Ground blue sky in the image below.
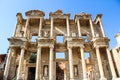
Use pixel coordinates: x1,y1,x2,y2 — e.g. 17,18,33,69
0,0,120,54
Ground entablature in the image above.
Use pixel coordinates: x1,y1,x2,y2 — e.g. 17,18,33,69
92,37,110,48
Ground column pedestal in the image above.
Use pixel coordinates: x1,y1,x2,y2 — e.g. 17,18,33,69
99,77,107,80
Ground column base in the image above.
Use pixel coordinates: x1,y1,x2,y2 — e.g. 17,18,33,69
112,78,120,80
99,77,107,80
83,78,88,80
70,78,74,80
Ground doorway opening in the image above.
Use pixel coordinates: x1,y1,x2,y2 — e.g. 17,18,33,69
27,67,36,80
56,62,64,80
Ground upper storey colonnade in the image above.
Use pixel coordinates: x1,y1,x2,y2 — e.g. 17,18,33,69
14,10,106,42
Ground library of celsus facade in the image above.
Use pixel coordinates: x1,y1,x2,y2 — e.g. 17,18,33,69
3,10,120,80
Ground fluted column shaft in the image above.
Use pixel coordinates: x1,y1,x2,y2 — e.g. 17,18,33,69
68,47,74,80
77,19,81,37
49,46,54,80
89,18,95,38
3,48,12,80
50,17,53,37
98,18,106,37
24,18,30,37
106,47,117,78
17,47,25,80
80,47,87,80
38,18,43,37
96,47,106,80
35,46,42,80
66,17,70,37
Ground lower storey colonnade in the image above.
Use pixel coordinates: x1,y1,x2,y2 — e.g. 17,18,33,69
4,45,118,80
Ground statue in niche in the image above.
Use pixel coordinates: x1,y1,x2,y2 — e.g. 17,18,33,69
44,65,48,76
74,66,78,76
44,31,49,37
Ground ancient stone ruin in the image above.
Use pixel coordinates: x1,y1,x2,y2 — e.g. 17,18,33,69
3,10,120,80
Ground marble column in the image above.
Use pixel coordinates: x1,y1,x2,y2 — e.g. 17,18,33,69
8,48,16,79
95,47,106,80
38,18,43,37
66,17,70,37
49,46,54,80
3,48,12,80
13,20,18,37
106,47,117,79
17,47,25,80
64,70,67,80
89,18,95,38
24,17,30,37
35,46,42,80
50,17,53,37
80,47,87,80
98,18,106,37
77,18,81,37
24,52,30,80
68,47,74,80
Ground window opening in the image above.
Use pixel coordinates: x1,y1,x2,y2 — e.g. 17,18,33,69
85,52,90,59
31,36,38,42
56,36,64,43
82,34,88,42
56,52,65,59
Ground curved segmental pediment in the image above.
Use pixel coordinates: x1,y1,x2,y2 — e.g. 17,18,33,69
25,10,45,17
